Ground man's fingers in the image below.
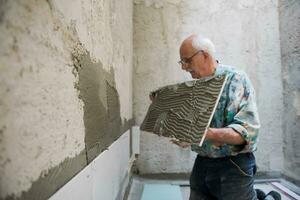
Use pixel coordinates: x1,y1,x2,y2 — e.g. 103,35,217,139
170,139,190,148
170,140,180,146
149,92,156,101
212,141,224,147
149,94,154,101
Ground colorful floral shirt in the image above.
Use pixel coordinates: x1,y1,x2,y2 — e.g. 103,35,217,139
191,64,260,158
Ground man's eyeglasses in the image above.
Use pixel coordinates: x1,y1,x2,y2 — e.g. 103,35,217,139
178,50,204,66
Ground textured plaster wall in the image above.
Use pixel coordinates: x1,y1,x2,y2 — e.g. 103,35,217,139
278,0,300,184
133,0,284,174
0,0,133,199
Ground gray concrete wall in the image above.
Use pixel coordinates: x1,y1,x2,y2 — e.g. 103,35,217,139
278,0,300,185
133,0,284,174
0,0,133,199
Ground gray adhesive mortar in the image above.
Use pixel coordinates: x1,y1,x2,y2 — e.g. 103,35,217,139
72,51,134,163
2,151,87,200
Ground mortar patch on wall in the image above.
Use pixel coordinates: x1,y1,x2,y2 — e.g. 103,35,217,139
72,51,134,163
2,150,87,200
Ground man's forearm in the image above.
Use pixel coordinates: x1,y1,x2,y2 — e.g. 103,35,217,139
206,128,246,145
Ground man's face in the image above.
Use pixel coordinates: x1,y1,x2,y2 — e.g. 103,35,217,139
179,43,207,78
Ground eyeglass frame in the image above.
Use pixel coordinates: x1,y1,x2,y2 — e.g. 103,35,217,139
178,50,204,66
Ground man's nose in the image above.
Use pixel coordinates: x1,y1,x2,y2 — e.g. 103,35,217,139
181,63,188,71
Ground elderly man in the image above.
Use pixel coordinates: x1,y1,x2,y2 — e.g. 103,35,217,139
174,35,281,200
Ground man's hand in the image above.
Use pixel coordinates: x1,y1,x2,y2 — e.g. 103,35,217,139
149,92,156,102
170,138,191,148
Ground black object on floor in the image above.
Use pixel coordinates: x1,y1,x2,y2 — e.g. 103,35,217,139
256,189,266,200
266,191,281,200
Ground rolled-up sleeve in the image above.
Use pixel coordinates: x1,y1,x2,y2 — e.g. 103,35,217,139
225,73,260,152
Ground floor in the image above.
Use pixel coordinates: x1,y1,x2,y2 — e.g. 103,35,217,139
127,175,300,200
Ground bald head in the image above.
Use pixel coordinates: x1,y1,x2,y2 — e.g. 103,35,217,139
179,35,196,56
180,34,216,58
178,34,217,78
180,35,196,47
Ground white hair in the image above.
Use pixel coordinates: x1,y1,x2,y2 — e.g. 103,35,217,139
191,35,216,58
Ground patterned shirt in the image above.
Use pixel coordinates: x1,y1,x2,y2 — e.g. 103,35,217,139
191,64,260,158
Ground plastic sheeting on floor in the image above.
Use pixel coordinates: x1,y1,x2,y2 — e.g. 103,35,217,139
141,184,182,200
